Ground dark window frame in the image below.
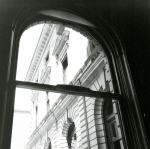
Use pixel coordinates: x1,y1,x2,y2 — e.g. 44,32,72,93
2,8,147,149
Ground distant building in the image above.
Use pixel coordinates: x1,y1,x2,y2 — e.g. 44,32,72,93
25,23,125,149
11,109,30,149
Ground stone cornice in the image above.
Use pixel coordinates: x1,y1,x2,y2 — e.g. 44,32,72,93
71,46,104,86
52,30,70,58
59,43,69,62
31,91,39,102
25,24,53,82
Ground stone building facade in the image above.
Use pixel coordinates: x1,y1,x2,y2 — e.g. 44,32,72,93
11,109,30,149
24,23,124,149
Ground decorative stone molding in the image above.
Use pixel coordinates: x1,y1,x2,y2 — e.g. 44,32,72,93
52,30,70,59
59,43,69,62
73,52,105,87
31,91,39,102
39,66,51,84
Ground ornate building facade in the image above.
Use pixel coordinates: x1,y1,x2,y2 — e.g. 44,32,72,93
24,23,125,149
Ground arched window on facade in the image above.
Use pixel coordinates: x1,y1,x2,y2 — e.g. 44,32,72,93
48,141,52,149
44,137,52,149
67,122,77,149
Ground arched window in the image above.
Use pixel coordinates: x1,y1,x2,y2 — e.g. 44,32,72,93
67,122,77,149
48,142,52,149
44,137,52,149
6,8,147,149
11,20,125,149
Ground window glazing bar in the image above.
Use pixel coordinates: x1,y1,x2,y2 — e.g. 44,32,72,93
15,81,120,100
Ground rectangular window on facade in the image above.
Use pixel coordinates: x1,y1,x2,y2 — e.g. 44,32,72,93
62,54,68,71
45,53,49,63
62,54,68,84
46,92,50,113
11,22,125,149
35,106,38,127
47,100,50,113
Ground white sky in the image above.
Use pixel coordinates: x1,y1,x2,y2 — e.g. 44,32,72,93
15,24,44,111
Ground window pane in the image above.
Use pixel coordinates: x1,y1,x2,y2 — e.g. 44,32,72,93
11,88,86,149
16,23,105,89
11,88,31,149
13,23,117,149
11,88,62,148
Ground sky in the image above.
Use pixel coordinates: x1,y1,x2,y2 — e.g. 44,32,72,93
14,24,44,111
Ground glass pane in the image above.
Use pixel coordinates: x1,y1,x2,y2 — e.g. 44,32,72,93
13,23,116,149
16,23,106,91
11,88,62,149
114,141,121,149
12,88,104,149
11,88,31,149
111,121,118,138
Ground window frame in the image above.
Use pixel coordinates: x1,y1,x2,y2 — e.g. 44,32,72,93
2,8,147,149
8,20,123,149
